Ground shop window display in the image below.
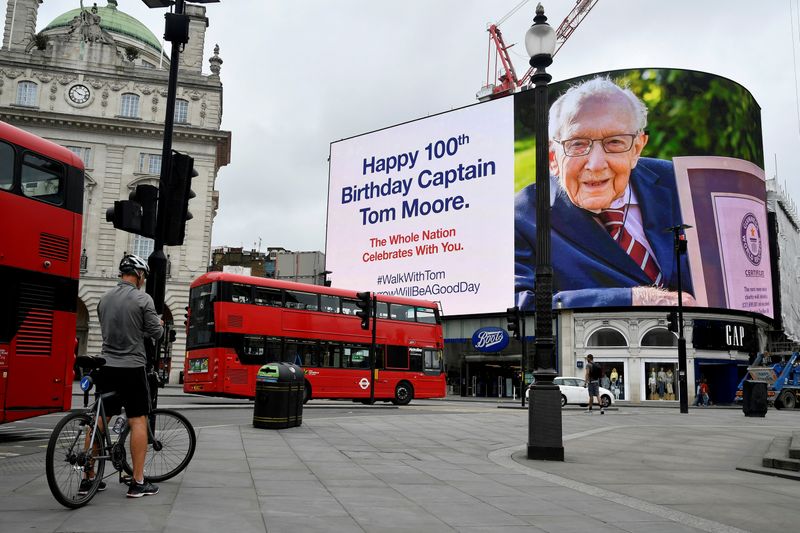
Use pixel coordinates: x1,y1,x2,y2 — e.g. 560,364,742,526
594,361,625,400
645,362,678,400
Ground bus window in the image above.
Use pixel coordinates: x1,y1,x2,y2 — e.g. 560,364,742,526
254,287,282,307
390,303,414,321
343,345,371,368
285,339,318,366
285,290,318,311
386,345,409,370
0,141,13,190
21,152,64,205
320,294,340,314
321,343,341,368
376,301,389,319
240,335,265,364
424,349,442,372
341,298,358,316
231,283,252,304
188,283,216,349
416,307,437,324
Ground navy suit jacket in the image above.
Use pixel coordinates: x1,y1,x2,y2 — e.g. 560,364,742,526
514,157,693,310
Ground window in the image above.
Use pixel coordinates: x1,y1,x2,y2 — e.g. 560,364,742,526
587,328,627,347
376,301,389,319
120,93,140,118
174,99,189,123
341,298,358,316
131,234,154,260
389,303,414,321
231,283,252,304
141,60,154,69
187,282,216,349
320,294,340,314
16,81,38,107
416,306,437,324
591,361,626,400
423,349,442,372
386,346,409,369
254,287,282,307
138,153,161,174
285,290,318,311
0,141,14,190
66,146,92,168
645,362,678,401
641,328,678,347
21,152,64,204
342,345,371,369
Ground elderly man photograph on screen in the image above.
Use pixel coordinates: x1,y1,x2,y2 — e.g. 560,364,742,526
515,76,694,310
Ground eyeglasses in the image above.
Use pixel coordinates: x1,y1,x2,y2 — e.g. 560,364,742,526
554,133,639,157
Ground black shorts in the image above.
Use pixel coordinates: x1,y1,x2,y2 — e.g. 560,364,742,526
96,366,151,418
588,381,600,397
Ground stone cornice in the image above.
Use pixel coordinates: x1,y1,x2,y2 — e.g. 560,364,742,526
0,53,222,92
0,107,231,148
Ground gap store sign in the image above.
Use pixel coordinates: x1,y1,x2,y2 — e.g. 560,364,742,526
472,327,509,353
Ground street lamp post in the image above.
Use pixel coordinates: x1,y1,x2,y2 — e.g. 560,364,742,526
525,4,563,462
669,224,692,413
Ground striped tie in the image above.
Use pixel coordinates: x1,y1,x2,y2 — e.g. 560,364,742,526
597,208,662,286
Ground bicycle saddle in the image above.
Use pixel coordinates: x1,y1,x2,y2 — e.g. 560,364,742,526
75,355,106,369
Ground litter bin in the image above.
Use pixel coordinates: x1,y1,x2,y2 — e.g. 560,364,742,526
742,380,768,417
253,362,304,429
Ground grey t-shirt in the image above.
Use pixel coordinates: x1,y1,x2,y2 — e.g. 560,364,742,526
97,280,163,368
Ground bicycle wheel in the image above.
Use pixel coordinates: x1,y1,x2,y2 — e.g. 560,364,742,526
46,412,106,509
120,409,196,482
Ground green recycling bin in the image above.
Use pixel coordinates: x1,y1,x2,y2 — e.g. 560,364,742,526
253,362,304,429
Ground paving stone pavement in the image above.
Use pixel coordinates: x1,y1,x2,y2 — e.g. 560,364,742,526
1,404,799,532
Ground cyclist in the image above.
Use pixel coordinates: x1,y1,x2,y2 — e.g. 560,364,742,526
87,254,164,498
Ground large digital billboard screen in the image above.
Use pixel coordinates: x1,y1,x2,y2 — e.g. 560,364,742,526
327,68,770,318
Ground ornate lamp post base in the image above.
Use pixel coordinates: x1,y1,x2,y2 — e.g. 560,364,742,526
528,383,564,460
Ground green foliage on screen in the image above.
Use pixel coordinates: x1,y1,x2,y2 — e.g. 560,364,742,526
513,68,764,193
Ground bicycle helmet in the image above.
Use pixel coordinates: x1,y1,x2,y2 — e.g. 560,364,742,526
119,254,150,276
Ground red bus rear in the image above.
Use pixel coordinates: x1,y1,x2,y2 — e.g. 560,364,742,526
183,272,445,404
0,121,85,423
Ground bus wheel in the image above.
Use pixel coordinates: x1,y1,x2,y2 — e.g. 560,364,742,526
303,383,311,404
781,391,796,409
392,382,413,406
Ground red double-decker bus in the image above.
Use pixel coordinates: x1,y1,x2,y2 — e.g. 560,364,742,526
183,272,445,404
0,121,84,423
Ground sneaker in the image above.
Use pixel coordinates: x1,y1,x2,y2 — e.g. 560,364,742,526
77,478,106,495
584,409,593,414
126,480,159,498
600,408,605,414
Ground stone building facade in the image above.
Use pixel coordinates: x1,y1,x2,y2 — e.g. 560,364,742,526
0,0,231,382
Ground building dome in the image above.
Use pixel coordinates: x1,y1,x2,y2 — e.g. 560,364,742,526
42,1,162,53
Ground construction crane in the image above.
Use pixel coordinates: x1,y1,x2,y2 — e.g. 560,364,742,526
477,0,599,101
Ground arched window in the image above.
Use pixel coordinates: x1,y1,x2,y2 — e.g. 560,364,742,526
120,93,140,118
641,327,678,347
174,99,189,123
587,327,627,347
16,81,38,107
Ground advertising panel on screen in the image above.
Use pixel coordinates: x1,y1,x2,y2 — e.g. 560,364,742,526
326,68,770,318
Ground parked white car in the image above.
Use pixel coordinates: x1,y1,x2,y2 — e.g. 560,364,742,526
526,377,614,408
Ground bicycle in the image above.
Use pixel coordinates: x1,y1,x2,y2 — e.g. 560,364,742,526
46,356,197,509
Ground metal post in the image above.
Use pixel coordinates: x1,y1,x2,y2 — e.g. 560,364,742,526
369,294,377,404
146,0,185,313
674,228,689,413
520,310,527,407
527,6,563,460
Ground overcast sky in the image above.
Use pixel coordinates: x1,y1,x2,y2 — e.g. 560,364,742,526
32,0,800,253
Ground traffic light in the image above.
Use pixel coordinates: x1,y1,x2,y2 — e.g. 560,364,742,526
506,306,521,339
355,291,371,330
667,311,679,333
161,151,197,246
105,184,159,238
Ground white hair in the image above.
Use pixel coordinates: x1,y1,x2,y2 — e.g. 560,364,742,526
548,77,648,141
